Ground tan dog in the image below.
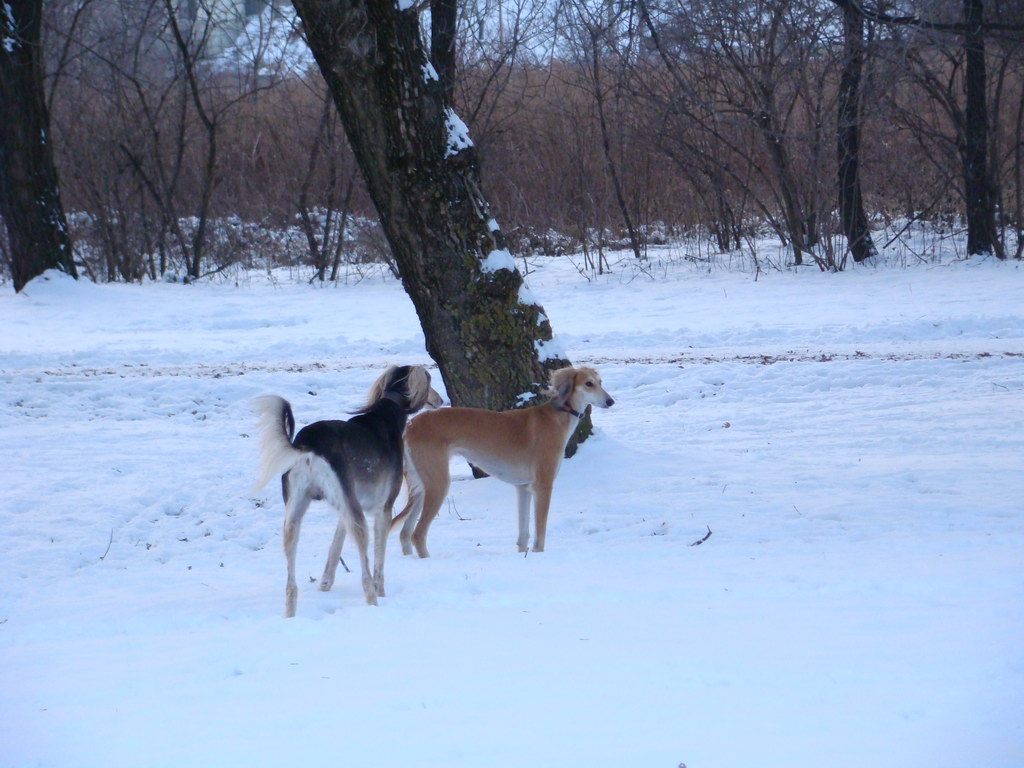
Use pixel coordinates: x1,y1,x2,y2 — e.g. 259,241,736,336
392,366,614,557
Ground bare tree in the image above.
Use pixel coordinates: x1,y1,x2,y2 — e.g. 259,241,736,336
835,0,878,262
22,0,1021,287
0,0,77,292
562,0,646,260
291,0,591,449
847,0,1024,257
293,94,360,282
639,0,835,266
989,22,1024,258
454,0,554,140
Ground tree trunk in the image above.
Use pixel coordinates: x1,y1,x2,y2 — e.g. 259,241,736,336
291,0,591,450
589,27,644,262
430,0,457,102
0,0,77,292
837,2,877,263
298,97,333,281
755,105,806,266
962,0,1000,257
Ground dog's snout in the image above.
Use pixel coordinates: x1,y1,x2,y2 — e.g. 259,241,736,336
605,397,615,407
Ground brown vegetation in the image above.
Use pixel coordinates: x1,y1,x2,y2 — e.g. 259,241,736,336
22,1,1024,282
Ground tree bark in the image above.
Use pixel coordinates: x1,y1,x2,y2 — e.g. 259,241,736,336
837,0,877,263
962,0,999,256
755,104,807,266
430,0,457,102
832,0,1009,258
589,26,644,262
0,0,77,292
291,0,591,451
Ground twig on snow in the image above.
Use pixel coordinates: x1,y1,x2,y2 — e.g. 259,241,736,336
448,497,470,521
100,529,114,561
689,526,712,547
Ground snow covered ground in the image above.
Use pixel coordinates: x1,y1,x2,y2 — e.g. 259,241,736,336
1,250,1022,768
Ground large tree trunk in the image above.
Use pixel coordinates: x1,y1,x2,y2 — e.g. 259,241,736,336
837,1,877,264
291,0,591,450
962,0,1000,257
0,0,77,292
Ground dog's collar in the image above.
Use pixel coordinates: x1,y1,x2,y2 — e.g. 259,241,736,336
382,391,410,411
555,402,582,419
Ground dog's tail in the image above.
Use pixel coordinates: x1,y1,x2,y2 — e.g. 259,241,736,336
251,395,301,492
389,506,411,534
389,444,424,535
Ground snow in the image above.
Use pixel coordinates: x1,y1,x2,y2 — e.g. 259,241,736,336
518,281,540,306
212,5,314,79
3,3,17,53
535,334,567,362
2,251,1023,768
480,247,515,273
516,390,538,405
444,108,474,157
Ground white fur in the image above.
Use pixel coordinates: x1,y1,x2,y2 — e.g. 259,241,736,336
252,367,442,618
251,395,301,492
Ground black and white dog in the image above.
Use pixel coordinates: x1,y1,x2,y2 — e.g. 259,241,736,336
252,366,443,617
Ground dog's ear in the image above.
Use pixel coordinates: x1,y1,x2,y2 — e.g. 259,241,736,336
419,369,446,409
404,366,432,411
547,366,577,405
556,374,574,403
360,365,399,411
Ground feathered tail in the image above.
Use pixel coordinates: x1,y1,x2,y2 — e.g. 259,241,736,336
389,443,423,534
251,395,301,492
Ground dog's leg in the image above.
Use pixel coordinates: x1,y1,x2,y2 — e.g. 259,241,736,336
398,449,424,556
531,471,556,553
373,507,389,597
516,485,533,553
339,483,377,606
398,486,422,556
375,477,402,596
411,475,449,559
409,449,450,559
282,492,312,618
319,517,347,592
330,467,376,606
346,508,377,606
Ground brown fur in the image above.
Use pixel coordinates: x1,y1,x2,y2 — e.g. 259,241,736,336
392,366,614,557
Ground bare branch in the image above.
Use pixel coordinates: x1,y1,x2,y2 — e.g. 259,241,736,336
689,526,713,547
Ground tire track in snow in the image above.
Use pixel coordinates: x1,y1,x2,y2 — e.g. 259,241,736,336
4,349,1021,380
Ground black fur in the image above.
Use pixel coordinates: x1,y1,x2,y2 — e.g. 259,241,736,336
282,400,296,441
282,366,418,506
